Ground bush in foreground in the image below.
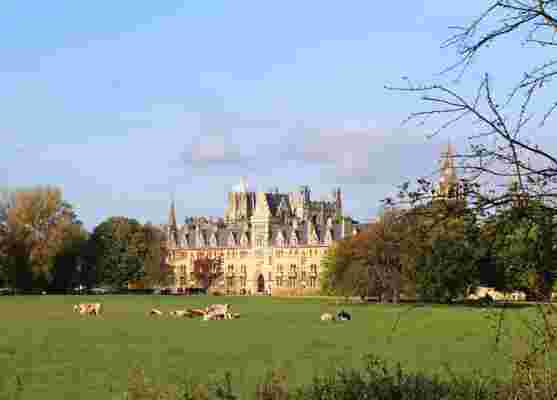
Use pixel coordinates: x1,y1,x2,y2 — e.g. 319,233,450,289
123,355,500,400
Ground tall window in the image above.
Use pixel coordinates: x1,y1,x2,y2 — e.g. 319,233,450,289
289,265,297,288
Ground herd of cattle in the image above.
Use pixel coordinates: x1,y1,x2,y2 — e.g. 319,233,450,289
72,302,352,322
151,303,241,320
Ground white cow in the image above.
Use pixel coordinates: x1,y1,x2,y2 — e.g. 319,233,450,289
320,313,334,321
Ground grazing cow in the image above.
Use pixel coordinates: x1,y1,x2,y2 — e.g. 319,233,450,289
73,303,89,315
149,309,163,316
73,303,102,315
320,313,334,321
87,303,102,315
337,310,351,321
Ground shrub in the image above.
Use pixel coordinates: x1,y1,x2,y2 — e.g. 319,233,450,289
124,355,501,400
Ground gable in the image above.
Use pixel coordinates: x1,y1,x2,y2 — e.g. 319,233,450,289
209,232,218,247
227,231,238,247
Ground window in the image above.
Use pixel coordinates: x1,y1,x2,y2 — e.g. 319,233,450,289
179,276,186,286
309,277,317,288
227,264,234,273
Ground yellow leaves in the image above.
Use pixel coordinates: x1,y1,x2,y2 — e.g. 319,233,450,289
2,186,76,272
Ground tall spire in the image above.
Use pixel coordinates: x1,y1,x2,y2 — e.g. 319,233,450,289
168,197,178,247
169,197,178,228
438,141,458,197
437,140,459,199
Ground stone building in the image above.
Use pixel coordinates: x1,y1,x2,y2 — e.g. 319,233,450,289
165,183,359,295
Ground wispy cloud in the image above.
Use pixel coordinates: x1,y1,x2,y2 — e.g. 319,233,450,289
177,113,440,186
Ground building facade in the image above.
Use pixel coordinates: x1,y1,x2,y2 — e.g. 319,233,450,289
165,184,359,295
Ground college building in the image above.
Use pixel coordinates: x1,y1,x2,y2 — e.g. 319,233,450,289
165,182,361,295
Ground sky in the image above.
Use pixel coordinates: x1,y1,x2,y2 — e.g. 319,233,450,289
2,1,556,230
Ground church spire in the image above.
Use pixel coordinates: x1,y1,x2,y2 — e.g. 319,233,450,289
168,197,178,247
438,140,458,198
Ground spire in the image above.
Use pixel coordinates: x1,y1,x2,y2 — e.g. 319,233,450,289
438,140,458,198
169,197,178,229
168,197,178,247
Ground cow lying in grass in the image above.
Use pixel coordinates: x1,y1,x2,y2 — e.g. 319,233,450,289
178,304,241,320
149,309,163,316
73,303,102,315
320,310,352,322
320,312,334,321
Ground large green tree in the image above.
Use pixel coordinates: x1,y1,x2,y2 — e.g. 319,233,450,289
414,211,482,303
49,224,89,292
87,217,146,288
486,201,557,301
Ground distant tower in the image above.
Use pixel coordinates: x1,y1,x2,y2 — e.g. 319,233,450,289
438,141,459,200
168,198,179,248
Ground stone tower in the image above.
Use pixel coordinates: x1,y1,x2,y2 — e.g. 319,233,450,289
438,142,459,199
251,192,272,248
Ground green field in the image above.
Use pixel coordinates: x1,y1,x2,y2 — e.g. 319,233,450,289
0,295,537,399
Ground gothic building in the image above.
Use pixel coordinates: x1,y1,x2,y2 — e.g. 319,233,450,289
166,184,358,295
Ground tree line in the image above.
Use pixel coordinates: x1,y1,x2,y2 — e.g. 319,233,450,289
321,194,557,303
0,187,173,292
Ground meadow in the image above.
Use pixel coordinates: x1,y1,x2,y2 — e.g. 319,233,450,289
0,295,538,399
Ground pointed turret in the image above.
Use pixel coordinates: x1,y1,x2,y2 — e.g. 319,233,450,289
168,199,179,248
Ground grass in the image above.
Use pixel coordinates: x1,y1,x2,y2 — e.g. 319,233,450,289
0,295,539,399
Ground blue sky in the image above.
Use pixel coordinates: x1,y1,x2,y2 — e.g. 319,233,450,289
2,1,555,229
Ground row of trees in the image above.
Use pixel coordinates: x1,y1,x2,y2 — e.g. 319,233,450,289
0,187,173,292
321,196,557,303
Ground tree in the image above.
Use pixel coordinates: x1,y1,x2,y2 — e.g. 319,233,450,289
49,224,88,292
191,256,224,290
136,223,174,288
486,200,557,300
87,217,145,288
320,209,414,303
0,187,81,290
